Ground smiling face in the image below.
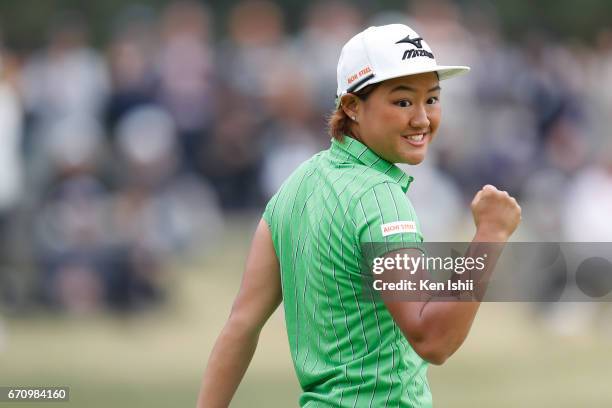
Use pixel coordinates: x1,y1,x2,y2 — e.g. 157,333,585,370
341,72,441,165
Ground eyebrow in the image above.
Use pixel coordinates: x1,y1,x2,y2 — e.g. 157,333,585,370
390,85,441,93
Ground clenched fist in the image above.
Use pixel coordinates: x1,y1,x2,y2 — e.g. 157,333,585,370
471,185,521,242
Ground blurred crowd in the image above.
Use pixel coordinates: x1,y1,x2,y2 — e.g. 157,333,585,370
0,0,611,315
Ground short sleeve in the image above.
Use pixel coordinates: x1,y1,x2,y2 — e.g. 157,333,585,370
353,182,423,259
262,191,280,230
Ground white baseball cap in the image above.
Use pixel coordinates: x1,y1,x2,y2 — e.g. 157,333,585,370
335,23,470,107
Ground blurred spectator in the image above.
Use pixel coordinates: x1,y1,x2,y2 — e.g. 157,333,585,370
105,5,159,134
20,11,111,212
202,96,266,210
586,28,612,152
29,113,112,313
34,172,115,313
113,105,223,256
563,148,612,242
218,0,289,99
542,145,612,335
0,46,23,217
156,1,216,171
21,11,109,154
260,66,323,198
521,168,568,240
0,42,24,312
293,1,363,113
207,0,293,209
533,143,612,335
399,158,464,241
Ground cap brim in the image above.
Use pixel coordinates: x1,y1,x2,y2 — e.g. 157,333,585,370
364,65,471,89
336,65,470,108
435,65,471,81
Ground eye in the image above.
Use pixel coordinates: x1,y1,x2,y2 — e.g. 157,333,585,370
427,96,440,105
395,100,411,108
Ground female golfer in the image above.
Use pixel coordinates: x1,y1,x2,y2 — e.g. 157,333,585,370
198,24,521,407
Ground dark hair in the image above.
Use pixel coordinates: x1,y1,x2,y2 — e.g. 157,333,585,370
327,83,380,141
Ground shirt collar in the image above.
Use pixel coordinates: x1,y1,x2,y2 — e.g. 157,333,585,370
330,136,414,193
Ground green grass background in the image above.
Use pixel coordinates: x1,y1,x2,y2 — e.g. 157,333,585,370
1,219,611,407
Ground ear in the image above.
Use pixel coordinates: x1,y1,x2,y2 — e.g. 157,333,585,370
340,94,360,120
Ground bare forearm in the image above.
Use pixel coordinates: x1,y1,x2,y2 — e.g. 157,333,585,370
413,298,479,363
389,185,521,364
412,230,507,362
197,219,281,406
197,318,260,407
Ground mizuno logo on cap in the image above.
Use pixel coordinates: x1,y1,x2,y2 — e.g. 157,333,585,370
395,35,424,48
402,49,434,60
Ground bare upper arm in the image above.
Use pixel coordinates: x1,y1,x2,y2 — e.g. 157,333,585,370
376,248,434,359
379,248,476,365
228,219,282,332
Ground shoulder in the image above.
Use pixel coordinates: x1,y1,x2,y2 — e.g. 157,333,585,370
352,181,423,243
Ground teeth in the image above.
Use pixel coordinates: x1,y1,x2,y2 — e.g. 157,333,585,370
405,134,424,142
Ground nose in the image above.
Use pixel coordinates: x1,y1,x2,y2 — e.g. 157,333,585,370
409,105,430,130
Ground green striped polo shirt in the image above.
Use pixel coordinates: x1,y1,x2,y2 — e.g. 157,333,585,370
263,136,431,408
